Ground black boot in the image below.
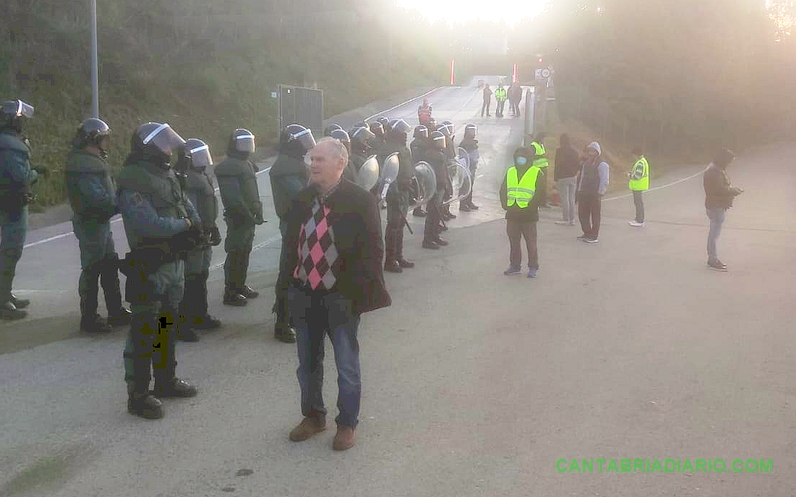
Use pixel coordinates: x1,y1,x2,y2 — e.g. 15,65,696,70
383,225,398,270
0,300,26,320
10,293,29,309
223,288,247,306
384,260,403,273
412,206,426,217
81,314,113,333
396,228,414,268
127,381,164,420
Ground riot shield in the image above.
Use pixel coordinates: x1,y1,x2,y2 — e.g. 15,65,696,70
441,160,473,205
457,147,470,171
356,155,380,191
409,161,438,209
379,152,400,200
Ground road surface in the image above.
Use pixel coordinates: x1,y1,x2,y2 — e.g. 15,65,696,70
1,76,795,496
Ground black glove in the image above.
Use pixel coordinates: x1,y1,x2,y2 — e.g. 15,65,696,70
209,226,222,246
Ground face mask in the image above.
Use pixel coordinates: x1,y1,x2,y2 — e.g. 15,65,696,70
516,157,527,166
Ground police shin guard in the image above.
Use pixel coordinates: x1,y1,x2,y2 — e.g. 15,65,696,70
223,251,246,306
396,227,414,269
125,312,163,419
101,255,131,327
79,266,111,333
152,306,197,398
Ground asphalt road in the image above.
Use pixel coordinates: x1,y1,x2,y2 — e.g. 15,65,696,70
1,77,795,496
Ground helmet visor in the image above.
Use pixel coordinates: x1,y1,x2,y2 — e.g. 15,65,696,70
188,143,213,169
142,123,185,155
352,126,376,144
15,100,35,118
291,127,316,150
236,132,256,153
389,119,412,134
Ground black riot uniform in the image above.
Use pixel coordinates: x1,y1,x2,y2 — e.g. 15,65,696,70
368,121,387,198
215,129,264,306
437,121,457,220
117,122,202,420
350,126,375,173
410,125,429,218
381,119,415,273
175,138,222,342
65,118,131,333
458,124,480,212
422,131,449,250
270,124,315,344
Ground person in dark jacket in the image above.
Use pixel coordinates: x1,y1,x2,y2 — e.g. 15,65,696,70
500,148,544,278
215,129,265,306
481,84,492,117
0,99,42,320
175,138,222,342
553,133,580,226
270,123,315,343
422,131,449,250
703,149,743,271
380,119,416,273
576,142,610,243
410,125,429,218
458,124,480,212
284,137,390,451
65,118,131,333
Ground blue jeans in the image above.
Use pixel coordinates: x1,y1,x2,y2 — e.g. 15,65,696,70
0,206,28,302
706,207,726,263
288,283,362,428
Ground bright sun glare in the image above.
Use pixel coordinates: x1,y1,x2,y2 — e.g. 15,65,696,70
395,0,547,25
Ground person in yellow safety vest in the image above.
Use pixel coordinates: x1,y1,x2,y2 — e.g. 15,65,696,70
494,85,508,118
627,147,650,227
530,132,549,207
499,147,544,278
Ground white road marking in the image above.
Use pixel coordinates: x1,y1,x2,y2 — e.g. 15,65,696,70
603,170,703,202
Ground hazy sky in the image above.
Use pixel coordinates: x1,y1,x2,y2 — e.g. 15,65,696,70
395,0,547,25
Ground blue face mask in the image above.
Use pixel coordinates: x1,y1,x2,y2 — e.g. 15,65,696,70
516,157,527,166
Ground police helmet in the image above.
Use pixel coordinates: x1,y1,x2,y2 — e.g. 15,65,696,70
388,119,412,135
426,117,438,132
179,138,213,170
430,130,446,151
437,122,452,137
413,125,429,140
330,128,350,143
369,121,385,138
351,126,376,149
1,99,34,132
73,118,111,157
132,122,186,159
464,124,477,139
440,120,454,135
324,123,343,137
279,124,316,154
228,128,255,155
376,116,390,129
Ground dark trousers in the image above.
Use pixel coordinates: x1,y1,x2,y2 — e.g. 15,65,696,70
481,99,491,116
633,191,645,223
460,168,476,206
496,100,506,117
0,206,27,303
423,193,442,241
288,283,361,428
385,190,408,262
578,193,602,239
224,221,255,294
73,219,124,320
274,222,291,325
506,219,538,269
510,100,520,116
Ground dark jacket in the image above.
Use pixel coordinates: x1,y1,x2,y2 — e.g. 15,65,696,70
270,153,309,222
704,164,740,209
0,130,37,210
65,147,117,224
499,164,544,222
554,144,580,181
283,178,391,316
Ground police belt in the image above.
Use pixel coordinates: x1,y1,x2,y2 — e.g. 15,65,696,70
118,229,203,277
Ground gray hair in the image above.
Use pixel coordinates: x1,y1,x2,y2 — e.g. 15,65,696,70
316,136,348,166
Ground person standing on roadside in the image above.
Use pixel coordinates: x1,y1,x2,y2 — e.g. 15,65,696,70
627,147,650,227
481,84,492,117
553,133,580,226
703,149,742,271
576,142,610,243
500,147,544,278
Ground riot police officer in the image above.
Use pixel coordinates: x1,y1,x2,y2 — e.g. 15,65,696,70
350,125,376,173
381,119,415,273
323,123,343,137
458,124,480,212
175,139,222,342
348,121,368,137
117,122,201,420
270,123,315,343
0,99,44,320
410,125,429,218
422,131,449,250
65,118,131,332
436,121,457,221
329,128,357,181
215,128,264,306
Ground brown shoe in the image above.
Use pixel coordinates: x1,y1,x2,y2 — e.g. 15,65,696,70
332,425,356,451
289,415,326,442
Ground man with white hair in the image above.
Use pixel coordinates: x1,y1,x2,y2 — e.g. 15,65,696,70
282,137,391,451
576,141,610,243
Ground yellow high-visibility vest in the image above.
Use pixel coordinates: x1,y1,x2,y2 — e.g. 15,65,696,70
628,156,650,191
531,142,548,168
506,165,540,208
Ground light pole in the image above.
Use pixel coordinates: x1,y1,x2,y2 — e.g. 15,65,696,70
90,0,99,118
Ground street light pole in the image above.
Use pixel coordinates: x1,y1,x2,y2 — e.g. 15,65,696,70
90,0,99,118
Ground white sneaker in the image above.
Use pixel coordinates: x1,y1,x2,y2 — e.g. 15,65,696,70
584,237,599,243
555,220,569,225
628,221,645,227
